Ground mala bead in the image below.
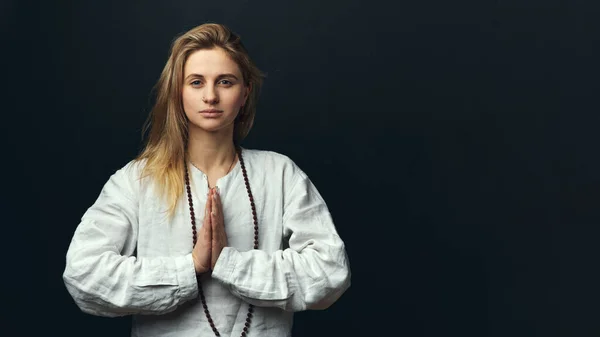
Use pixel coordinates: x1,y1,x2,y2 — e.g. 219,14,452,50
185,146,257,337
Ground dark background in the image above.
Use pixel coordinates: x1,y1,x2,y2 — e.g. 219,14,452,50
4,0,600,336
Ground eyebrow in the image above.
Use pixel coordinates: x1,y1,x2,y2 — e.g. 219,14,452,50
184,73,239,81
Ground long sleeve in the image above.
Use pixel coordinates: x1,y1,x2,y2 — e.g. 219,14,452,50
211,167,351,312
62,162,198,317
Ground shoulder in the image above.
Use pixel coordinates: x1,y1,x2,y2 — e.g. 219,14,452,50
241,147,306,182
241,147,300,170
242,148,329,209
115,158,147,181
101,158,150,198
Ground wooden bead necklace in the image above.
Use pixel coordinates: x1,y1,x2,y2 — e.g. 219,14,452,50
184,146,258,337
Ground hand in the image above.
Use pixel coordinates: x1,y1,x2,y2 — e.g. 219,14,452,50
192,189,213,275
210,187,228,270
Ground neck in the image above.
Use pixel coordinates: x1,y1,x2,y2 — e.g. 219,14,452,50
187,126,237,172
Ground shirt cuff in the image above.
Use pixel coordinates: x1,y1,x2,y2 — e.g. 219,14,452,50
211,247,240,286
175,254,199,301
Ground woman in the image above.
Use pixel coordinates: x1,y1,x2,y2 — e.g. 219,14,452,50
63,23,351,337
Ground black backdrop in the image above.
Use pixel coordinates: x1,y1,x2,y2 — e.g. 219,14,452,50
4,0,600,336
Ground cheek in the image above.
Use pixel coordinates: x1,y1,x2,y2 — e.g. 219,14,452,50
182,89,197,113
225,90,246,107
238,93,247,105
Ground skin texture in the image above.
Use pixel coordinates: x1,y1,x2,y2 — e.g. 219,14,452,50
192,188,213,274
182,47,248,275
183,47,250,189
210,187,227,270
192,187,228,274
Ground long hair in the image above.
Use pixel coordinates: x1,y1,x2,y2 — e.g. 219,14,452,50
135,23,265,215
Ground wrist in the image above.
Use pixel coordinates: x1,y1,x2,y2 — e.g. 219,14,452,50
192,251,209,275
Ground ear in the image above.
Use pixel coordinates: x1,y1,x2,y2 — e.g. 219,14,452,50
243,83,252,106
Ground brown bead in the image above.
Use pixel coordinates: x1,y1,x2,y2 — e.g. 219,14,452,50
185,148,257,337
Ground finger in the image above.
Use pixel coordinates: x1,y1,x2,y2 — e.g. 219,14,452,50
211,195,218,231
211,188,219,216
204,189,212,214
213,188,223,215
212,190,224,234
205,190,213,232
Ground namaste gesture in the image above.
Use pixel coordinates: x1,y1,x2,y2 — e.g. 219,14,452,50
192,187,228,274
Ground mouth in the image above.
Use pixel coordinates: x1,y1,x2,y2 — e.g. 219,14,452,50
199,109,223,117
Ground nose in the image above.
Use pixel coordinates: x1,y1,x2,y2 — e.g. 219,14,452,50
202,84,219,104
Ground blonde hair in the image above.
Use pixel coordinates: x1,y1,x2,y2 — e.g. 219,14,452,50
135,23,265,215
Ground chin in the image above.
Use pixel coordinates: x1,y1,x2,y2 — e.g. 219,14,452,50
190,119,235,133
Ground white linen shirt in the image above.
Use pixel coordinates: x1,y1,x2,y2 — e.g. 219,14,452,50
63,148,351,337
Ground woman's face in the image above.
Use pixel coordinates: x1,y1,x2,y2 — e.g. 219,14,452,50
182,47,250,136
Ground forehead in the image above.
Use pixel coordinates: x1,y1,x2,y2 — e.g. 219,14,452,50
183,48,242,77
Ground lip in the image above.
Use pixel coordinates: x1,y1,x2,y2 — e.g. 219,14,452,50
199,109,223,118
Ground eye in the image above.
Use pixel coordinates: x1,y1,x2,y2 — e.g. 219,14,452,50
191,80,202,86
219,79,233,86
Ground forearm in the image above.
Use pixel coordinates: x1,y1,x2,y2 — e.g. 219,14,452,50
211,242,351,312
63,250,199,317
